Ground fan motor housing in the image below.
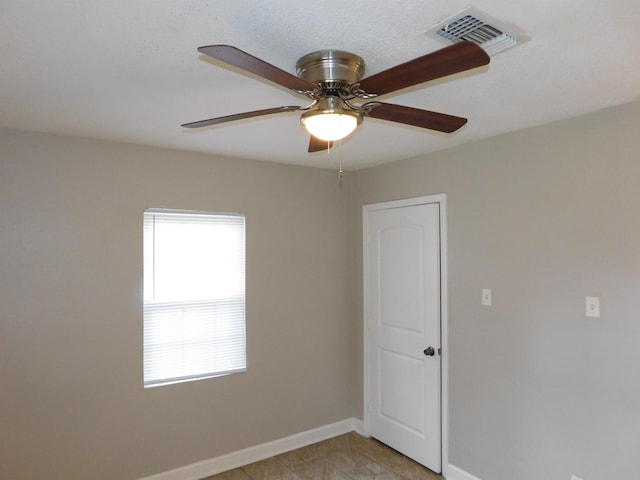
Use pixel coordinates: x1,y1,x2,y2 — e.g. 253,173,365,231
296,50,365,86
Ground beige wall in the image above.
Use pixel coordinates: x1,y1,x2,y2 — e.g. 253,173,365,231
352,102,640,479
0,129,358,480
3,101,640,480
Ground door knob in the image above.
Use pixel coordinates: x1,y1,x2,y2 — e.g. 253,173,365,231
423,346,435,356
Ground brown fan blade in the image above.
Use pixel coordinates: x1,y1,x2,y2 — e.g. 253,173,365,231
358,42,490,96
365,102,467,133
308,136,334,153
198,45,316,92
182,106,301,128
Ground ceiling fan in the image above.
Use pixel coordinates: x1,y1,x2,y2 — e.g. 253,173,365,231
182,42,490,152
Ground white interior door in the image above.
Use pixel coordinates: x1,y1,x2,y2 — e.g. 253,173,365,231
364,198,443,473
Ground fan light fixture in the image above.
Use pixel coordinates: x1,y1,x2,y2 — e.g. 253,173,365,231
300,96,363,142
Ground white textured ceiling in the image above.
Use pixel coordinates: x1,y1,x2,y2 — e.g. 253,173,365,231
2,1,639,170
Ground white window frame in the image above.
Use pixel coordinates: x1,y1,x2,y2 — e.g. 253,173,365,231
143,209,246,387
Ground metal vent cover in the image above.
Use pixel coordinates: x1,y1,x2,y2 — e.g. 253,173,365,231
426,7,521,56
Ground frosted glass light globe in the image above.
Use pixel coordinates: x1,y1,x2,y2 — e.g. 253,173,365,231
302,112,360,141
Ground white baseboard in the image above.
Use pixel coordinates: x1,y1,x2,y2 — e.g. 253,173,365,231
138,418,365,480
446,464,484,480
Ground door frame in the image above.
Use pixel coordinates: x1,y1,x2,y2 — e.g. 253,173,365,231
363,193,449,476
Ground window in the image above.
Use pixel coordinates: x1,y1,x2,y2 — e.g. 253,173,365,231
143,209,246,387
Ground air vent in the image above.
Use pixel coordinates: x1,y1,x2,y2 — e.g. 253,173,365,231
426,7,521,56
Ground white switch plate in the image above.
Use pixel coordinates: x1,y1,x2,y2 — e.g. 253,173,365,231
571,475,585,480
482,289,492,306
585,296,600,318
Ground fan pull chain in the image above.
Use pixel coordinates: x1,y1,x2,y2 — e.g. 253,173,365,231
338,139,344,183
323,138,343,185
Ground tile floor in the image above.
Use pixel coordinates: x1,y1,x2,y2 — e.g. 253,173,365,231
202,432,443,480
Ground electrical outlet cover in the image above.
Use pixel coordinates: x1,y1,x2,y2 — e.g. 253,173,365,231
482,288,492,306
586,296,600,318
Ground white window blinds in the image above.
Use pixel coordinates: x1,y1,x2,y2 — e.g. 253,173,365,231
143,209,246,387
